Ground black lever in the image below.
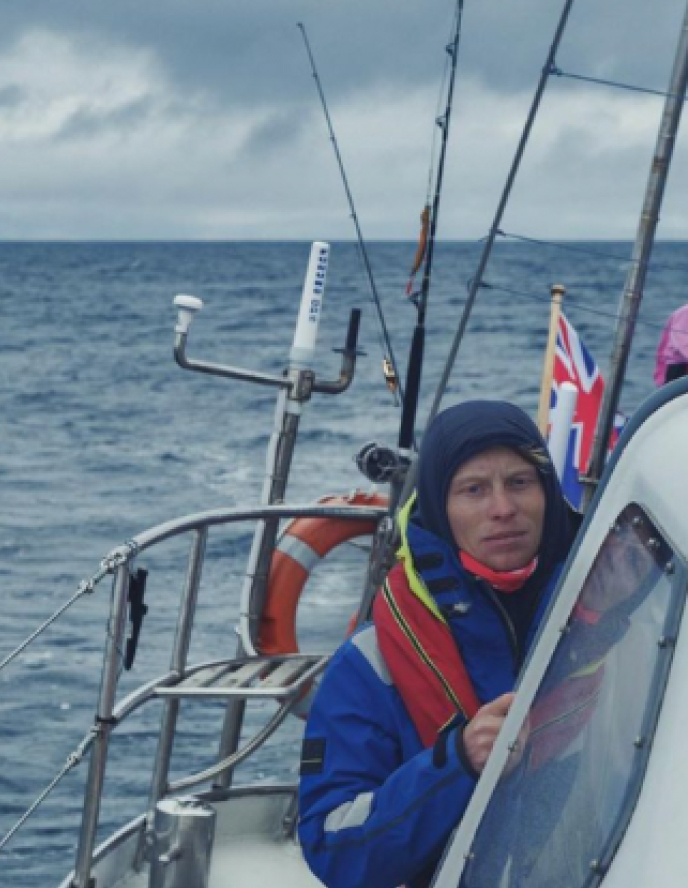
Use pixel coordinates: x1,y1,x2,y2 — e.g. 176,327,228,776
124,568,148,671
343,307,362,355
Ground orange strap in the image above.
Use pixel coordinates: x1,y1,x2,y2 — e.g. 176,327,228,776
373,562,481,747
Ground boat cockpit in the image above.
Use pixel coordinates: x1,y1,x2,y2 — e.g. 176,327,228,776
433,376,688,888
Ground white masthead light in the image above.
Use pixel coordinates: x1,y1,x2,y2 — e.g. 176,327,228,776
173,294,204,335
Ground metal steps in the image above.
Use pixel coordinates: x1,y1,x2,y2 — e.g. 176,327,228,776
154,654,328,701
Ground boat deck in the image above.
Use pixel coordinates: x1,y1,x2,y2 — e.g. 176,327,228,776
116,834,319,888
68,787,321,888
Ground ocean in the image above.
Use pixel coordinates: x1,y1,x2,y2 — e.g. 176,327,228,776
1,239,687,886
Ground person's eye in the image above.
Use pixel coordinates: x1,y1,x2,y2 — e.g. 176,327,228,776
509,476,534,490
459,483,484,497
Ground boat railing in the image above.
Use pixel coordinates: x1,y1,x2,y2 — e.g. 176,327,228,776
0,500,387,888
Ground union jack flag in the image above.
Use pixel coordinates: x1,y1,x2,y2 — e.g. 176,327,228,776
549,313,624,508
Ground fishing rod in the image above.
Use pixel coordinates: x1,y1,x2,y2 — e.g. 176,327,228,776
424,0,577,430
397,0,465,454
336,2,467,625
582,0,688,510
389,0,577,518
297,22,403,405
354,0,465,513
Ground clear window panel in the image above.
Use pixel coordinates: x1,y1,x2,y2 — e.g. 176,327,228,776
459,504,681,888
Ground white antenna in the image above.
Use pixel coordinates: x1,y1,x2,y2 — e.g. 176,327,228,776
290,241,330,369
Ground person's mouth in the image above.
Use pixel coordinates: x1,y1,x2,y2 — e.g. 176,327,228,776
482,532,530,552
484,531,526,543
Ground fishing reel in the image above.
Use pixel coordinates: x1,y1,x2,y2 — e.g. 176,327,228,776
356,441,406,484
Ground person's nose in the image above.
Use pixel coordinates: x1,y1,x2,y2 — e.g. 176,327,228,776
490,484,517,519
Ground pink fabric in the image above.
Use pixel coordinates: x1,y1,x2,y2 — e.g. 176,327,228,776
459,551,538,593
654,304,688,385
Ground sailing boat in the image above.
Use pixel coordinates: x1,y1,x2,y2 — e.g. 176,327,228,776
3,1,688,887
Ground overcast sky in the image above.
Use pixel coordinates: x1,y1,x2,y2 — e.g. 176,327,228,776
1,0,687,240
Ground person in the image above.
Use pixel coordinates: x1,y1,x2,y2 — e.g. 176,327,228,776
298,400,577,888
654,303,688,385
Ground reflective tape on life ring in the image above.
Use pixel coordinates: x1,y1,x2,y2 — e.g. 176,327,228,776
259,492,388,655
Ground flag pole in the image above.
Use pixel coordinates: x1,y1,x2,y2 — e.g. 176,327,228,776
537,283,566,435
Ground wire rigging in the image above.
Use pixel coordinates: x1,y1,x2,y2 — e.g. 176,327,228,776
474,277,688,335
549,64,688,100
0,730,97,853
495,230,630,262
495,229,688,275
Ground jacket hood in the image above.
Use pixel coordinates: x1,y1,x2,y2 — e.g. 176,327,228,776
415,400,573,592
654,304,688,385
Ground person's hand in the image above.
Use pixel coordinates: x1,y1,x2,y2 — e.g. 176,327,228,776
462,693,516,773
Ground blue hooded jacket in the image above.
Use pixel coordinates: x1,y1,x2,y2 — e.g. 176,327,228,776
298,401,575,888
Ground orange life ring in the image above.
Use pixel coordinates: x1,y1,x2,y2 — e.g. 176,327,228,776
259,491,388,655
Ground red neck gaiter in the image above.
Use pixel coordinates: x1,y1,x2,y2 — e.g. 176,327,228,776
459,550,537,593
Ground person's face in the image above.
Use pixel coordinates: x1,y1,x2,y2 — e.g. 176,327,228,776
446,446,546,571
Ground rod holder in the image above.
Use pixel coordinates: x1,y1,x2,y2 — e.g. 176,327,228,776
312,308,364,395
149,798,216,888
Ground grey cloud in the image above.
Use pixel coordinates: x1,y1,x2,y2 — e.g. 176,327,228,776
1,0,686,240
55,97,158,141
2,0,686,110
238,108,310,160
0,84,24,108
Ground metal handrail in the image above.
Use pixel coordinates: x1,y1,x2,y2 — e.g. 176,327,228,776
64,499,386,888
2,499,386,884
119,500,388,555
